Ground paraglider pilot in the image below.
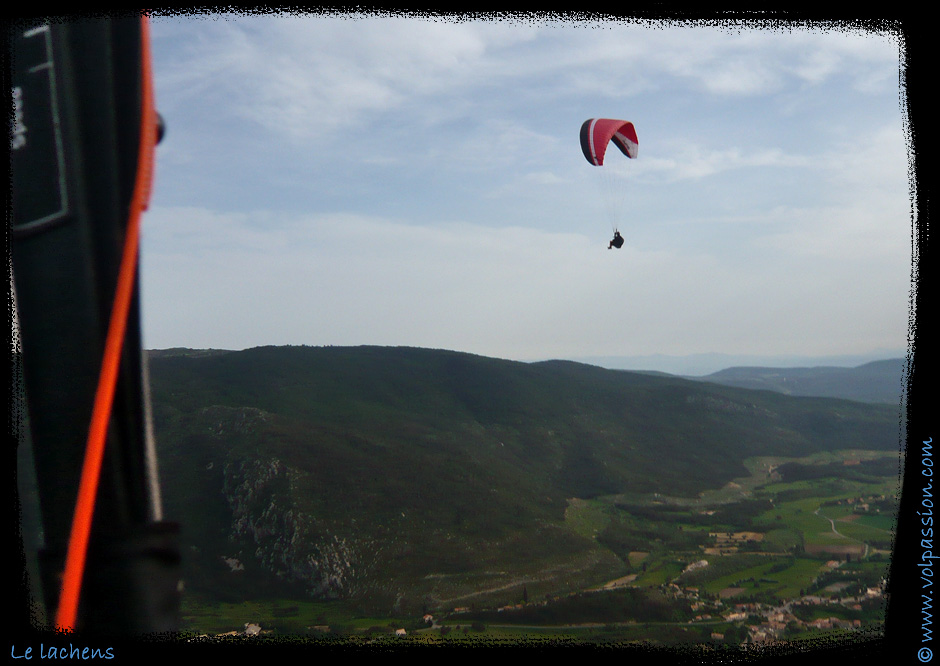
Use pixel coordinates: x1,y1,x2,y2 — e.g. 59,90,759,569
608,230,624,249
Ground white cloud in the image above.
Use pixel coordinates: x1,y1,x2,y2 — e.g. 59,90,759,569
153,16,901,142
645,143,811,182
556,23,900,99
153,15,542,141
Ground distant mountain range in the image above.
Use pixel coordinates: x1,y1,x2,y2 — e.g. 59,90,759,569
571,351,908,377
691,358,908,405
145,345,903,614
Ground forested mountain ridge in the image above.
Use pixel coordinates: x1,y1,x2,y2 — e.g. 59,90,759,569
147,345,901,613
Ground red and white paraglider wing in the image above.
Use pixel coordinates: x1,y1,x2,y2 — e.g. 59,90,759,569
580,118,638,166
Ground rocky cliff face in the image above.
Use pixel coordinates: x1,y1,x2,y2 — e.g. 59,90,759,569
171,405,378,601
222,455,362,598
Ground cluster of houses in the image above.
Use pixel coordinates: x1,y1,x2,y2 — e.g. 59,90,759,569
711,604,865,644
676,576,887,645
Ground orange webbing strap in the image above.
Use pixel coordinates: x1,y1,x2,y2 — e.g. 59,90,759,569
55,14,157,633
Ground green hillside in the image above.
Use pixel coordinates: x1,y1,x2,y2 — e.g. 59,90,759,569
147,345,900,616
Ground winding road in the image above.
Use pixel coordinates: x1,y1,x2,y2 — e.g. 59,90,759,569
814,508,870,558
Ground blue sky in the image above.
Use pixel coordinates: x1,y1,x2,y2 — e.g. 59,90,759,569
141,12,912,373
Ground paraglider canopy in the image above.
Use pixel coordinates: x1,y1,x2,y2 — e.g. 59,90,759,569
580,118,638,242
580,118,638,166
